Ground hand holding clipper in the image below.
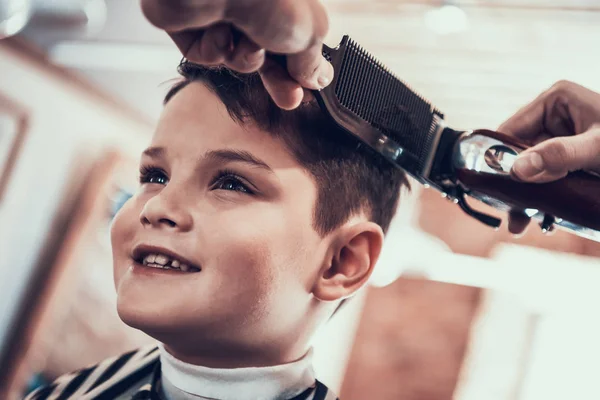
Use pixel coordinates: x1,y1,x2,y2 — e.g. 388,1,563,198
497,81,600,234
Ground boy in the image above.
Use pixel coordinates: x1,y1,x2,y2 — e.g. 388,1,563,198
26,61,408,400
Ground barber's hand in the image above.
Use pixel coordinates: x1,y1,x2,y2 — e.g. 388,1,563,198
498,80,600,234
140,0,334,110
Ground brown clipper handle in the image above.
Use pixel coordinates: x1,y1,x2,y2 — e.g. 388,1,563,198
453,129,600,231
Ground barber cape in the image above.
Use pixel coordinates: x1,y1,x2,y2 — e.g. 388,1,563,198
24,346,338,400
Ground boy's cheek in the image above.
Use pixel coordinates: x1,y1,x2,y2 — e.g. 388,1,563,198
110,198,140,277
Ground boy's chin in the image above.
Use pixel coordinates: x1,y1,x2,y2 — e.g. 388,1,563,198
114,273,205,330
116,297,199,339
114,284,236,343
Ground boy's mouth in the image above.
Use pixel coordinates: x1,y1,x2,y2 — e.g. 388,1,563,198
132,245,201,273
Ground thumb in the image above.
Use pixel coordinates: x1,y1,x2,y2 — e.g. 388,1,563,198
511,128,600,183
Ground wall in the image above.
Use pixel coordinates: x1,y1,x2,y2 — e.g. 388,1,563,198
0,38,152,389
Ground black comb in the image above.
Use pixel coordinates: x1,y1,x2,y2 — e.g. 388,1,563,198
314,35,446,182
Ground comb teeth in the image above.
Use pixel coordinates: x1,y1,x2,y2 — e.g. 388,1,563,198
334,39,443,175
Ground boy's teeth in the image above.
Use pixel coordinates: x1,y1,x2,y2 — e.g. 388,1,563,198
140,253,198,272
154,254,169,265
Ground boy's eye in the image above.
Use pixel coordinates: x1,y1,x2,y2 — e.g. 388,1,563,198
140,167,168,185
212,172,253,194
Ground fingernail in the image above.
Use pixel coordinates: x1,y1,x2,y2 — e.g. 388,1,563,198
511,232,525,240
512,152,544,179
317,64,334,88
317,75,330,88
244,49,265,65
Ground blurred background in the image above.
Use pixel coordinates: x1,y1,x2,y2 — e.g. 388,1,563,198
0,0,599,399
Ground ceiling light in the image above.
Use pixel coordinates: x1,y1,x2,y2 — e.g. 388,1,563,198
424,3,470,35
0,0,32,39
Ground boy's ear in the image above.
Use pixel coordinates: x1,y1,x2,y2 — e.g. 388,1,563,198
312,221,384,302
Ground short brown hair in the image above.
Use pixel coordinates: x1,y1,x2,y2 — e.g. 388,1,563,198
165,62,409,235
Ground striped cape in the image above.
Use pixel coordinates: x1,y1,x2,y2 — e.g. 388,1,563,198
24,346,339,400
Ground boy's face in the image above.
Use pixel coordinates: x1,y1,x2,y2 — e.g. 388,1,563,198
111,82,329,354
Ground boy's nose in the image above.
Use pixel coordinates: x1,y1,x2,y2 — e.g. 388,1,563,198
139,190,193,232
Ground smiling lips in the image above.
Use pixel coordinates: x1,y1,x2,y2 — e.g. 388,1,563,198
133,245,201,273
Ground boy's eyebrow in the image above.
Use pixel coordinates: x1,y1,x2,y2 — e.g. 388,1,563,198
142,146,273,173
142,146,165,159
204,149,274,173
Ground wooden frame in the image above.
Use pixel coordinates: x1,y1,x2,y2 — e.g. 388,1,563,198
0,92,29,203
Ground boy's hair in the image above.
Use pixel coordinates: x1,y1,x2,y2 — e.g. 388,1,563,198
164,61,409,236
